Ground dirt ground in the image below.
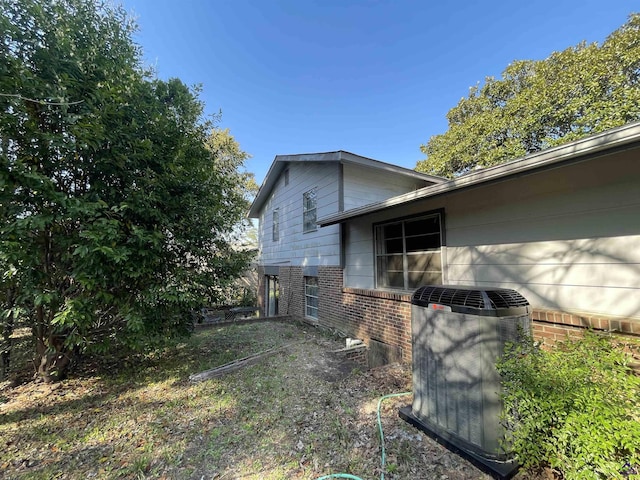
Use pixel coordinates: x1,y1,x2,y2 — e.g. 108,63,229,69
0,320,546,479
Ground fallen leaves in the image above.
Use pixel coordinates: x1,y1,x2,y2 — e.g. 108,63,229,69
0,321,517,479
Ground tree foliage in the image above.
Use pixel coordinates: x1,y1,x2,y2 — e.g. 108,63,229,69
417,13,640,178
0,0,253,381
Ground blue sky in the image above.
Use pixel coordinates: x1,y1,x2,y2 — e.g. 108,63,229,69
120,0,635,184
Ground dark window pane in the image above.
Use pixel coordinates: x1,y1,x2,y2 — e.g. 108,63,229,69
383,222,403,239
406,233,440,252
404,216,439,236
304,189,317,210
385,238,403,254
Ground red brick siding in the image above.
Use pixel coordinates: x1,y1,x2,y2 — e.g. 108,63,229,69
531,308,640,346
318,266,345,330
317,266,413,362
333,345,368,368
277,267,304,319
258,265,640,365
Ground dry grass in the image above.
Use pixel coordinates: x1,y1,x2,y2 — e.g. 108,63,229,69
1,321,509,479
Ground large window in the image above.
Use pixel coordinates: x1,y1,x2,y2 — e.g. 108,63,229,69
304,277,319,319
272,209,279,242
303,188,317,233
375,213,443,290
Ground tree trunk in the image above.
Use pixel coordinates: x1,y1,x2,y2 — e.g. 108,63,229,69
35,335,71,383
34,305,72,383
1,288,16,381
0,315,13,381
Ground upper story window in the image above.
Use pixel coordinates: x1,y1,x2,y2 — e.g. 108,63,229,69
303,188,317,233
284,168,289,186
375,212,443,290
272,209,279,242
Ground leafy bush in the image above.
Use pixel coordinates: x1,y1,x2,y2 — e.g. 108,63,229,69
497,331,640,479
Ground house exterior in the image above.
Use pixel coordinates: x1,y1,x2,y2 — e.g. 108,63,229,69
247,151,444,322
250,123,640,363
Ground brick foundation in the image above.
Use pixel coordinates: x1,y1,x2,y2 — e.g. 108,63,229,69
532,308,640,343
317,266,414,362
257,265,640,365
277,266,304,318
332,344,368,368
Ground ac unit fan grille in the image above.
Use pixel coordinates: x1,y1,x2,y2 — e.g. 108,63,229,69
412,285,529,311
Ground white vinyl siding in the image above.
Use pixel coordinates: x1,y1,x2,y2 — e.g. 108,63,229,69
342,163,426,210
343,146,640,320
258,162,341,266
255,157,439,269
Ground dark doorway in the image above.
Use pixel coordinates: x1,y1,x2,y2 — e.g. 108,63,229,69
265,275,279,316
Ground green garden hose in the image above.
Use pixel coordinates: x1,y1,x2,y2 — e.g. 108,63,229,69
315,391,412,480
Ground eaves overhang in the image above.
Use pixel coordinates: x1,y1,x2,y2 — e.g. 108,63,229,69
318,122,640,227
247,150,446,218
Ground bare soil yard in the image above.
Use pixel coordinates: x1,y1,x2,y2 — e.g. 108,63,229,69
0,320,542,479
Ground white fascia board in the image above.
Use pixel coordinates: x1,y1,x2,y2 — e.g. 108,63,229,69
247,150,446,218
318,122,640,226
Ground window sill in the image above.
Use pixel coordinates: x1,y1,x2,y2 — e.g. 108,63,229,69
342,287,413,302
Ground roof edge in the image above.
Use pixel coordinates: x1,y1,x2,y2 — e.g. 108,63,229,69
318,122,640,226
248,150,445,218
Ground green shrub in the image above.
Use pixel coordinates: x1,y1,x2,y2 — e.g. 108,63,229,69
497,331,640,479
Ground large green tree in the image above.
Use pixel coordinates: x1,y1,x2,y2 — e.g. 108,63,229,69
0,0,253,382
417,13,640,178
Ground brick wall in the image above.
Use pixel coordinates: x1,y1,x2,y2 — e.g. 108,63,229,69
318,266,344,330
319,270,640,364
532,308,640,346
340,288,413,362
258,265,640,366
278,266,304,319
332,344,368,368
317,266,413,362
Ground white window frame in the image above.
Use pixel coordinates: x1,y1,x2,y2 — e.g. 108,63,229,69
272,209,279,242
303,188,317,233
304,276,319,320
374,212,443,291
